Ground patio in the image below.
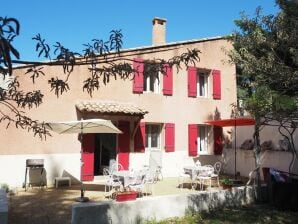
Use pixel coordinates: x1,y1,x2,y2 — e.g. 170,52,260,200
7,176,249,224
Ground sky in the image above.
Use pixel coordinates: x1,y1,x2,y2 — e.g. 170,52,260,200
3,0,279,61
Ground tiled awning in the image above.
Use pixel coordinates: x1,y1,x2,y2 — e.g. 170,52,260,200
76,100,148,116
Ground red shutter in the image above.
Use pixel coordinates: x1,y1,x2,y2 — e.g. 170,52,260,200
118,121,130,170
188,66,197,97
133,58,144,93
134,122,145,153
81,134,95,181
212,69,221,99
165,123,175,152
214,126,223,155
163,64,173,96
188,124,198,156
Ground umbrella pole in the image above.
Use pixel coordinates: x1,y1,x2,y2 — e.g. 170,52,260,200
234,124,237,180
76,121,89,202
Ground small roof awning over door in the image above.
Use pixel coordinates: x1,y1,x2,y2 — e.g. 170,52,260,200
76,100,148,117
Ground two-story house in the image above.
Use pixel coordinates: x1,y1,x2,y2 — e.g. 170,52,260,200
0,18,236,187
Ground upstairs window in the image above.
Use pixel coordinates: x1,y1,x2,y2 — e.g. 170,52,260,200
197,70,209,97
143,62,160,93
188,67,221,99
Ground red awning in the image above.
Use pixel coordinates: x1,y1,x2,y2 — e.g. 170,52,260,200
204,118,255,127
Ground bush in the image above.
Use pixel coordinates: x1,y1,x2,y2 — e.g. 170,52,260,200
0,183,9,193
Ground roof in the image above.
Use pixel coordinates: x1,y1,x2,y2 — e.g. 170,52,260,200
76,100,148,116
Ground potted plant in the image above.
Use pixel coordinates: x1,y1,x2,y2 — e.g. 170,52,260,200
115,190,138,202
221,178,233,190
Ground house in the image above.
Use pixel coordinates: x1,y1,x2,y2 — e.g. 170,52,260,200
0,17,237,187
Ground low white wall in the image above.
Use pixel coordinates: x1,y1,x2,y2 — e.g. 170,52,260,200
0,153,80,188
223,149,298,179
72,186,254,224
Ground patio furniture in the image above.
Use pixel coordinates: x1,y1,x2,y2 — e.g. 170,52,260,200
54,176,71,188
103,168,122,199
110,162,124,174
210,162,221,187
183,165,213,190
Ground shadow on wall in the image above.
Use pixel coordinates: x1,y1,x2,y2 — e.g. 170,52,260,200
62,170,80,185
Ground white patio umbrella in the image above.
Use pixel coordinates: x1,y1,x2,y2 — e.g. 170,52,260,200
45,118,122,202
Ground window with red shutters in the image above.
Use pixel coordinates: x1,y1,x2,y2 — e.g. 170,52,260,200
188,67,197,97
212,69,221,99
132,58,144,93
134,122,145,153
163,64,173,96
188,124,198,156
165,123,175,152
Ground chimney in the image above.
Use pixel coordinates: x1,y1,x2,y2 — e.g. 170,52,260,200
152,17,167,46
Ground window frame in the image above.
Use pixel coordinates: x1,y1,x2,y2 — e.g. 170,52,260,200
196,69,210,98
143,63,161,94
145,124,162,151
197,125,209,154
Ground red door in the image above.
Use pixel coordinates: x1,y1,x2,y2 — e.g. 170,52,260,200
81,134,95,181
118,121,130,170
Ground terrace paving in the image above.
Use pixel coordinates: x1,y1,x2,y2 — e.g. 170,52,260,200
8,176,247,224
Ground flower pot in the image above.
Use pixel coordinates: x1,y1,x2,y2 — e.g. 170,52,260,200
116,191,137,202
222,184,233,190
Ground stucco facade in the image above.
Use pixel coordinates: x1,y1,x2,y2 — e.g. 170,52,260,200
0,19,238,187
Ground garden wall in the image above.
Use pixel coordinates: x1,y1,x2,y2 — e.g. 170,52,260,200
72,186,254,224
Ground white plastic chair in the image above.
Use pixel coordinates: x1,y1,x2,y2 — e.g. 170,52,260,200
103,168,122,199
178,164,192,190
211,162,221,187
195,165,213,190
110,163,124,174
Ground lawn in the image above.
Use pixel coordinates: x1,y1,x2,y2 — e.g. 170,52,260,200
145,204,298,224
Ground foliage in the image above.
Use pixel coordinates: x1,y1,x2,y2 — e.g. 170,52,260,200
228,0,298,198
143,204,298,224
221,177,233,185
0,183,9,193
0,17,201,139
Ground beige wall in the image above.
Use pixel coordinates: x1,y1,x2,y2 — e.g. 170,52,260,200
0,38,236,156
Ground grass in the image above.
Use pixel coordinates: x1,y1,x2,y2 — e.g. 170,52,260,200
144,204,298,224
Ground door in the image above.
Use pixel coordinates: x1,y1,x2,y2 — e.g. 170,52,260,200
94,133,117,175
81,134,95,181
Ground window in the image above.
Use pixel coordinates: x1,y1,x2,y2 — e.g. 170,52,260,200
198,125,209,154
143,63,160,93
197,70,209,97
145,124,161,150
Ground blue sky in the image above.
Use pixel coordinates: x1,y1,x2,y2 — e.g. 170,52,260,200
3,0,279,61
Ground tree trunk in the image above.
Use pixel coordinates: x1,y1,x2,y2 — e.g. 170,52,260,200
253,116,262,203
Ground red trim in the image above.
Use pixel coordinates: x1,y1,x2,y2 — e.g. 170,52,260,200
134,122,145,153
188,66,197,97
133,58,144,93
81,134,95,181
165,123,175,152
118,121,130,170
214,126,223,155
204,118,255,127
163,64,173,96
212,69,221,99
188,124,198,156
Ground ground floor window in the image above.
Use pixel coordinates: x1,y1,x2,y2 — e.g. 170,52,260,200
145,124,161,151
198,125,209,154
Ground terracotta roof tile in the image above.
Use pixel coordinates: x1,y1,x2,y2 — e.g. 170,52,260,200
76,100,148,116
